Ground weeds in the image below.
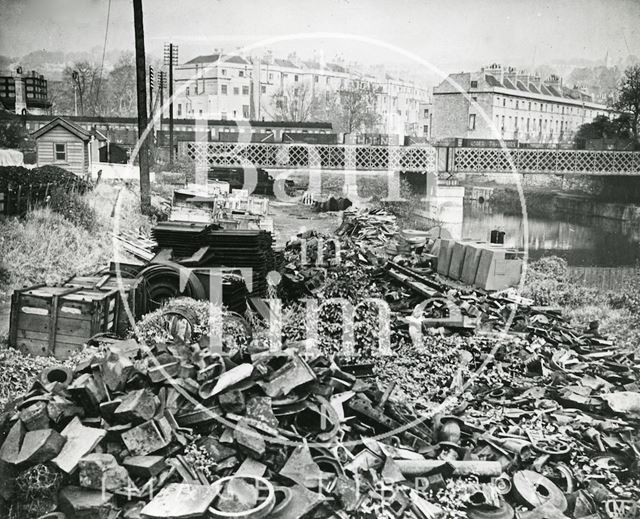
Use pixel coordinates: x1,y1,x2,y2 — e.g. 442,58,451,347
48,186,99,231
523,256,640,347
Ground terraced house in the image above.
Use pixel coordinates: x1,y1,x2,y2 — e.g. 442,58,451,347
432,63,614,144
171,50,429,140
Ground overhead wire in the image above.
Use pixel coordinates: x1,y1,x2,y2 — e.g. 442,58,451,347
95,0,112,109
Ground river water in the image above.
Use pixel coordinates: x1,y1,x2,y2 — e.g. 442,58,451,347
461,201,640,267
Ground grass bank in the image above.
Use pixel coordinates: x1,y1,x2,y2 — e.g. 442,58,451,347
0,182,152,303
522,256,640,348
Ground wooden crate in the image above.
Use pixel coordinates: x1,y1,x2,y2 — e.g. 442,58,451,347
63,274,147,335
9,285,120,359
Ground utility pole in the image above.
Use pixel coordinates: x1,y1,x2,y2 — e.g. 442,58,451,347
133,0,151,214
164,43,178,163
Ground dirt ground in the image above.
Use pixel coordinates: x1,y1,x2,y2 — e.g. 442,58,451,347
269,200,342,247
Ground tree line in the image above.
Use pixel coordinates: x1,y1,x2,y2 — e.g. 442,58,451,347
47,52,153,118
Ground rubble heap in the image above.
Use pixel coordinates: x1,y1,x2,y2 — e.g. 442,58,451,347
0,209,639,519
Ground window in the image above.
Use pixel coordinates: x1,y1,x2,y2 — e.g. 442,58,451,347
502,98,506,107
423,125,429,135
423,109,429,117
242,105,250,118
221,112,227,120
199,109,203,116
233,110,237,118
242,85,249,95
186,87,190,96
527,118,530,130
294,75,299,82
268,73,273,81
470,80,478,88
233,87,239,95
528,102,531,110
468,114,476,130
221,85,228,95
314,75,318,83
239,70,244,77
515,100,519,109
261,85,266,94
177,103,182,116
54,143,66,162
222,69,226,76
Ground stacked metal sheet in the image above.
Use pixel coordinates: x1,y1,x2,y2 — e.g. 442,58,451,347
150,222,218,258
201,229,276,297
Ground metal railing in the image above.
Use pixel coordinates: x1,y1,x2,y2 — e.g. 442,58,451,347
451,147,640,175
178,142,438,172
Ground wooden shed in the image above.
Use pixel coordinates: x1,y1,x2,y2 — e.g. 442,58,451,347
31,116,91,176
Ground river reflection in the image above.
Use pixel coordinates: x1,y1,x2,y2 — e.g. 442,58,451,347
461,201,640,267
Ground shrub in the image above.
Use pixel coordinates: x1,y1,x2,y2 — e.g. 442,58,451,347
0,208,111,302
48,186,99,231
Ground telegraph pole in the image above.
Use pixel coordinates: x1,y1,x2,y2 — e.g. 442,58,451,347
164,43,178,163
133,0,151,214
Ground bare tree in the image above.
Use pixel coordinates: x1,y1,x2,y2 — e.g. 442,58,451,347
614,65,640,141
106,52,137,116
63,61,103,116
329,81,380,134
268,82,321,122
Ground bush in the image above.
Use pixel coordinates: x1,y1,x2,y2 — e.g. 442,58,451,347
48,186,99,231
0,208,111,302
0,165,91,192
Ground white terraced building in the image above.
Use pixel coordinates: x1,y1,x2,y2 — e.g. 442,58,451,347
170,51,430,140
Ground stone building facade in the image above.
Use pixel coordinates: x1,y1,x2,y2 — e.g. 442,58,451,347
432,64,614,144
171,51,430,140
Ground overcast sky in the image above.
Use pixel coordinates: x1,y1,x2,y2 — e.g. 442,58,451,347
1,0,639,74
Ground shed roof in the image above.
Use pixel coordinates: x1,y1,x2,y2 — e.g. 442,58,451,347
31,116,91,141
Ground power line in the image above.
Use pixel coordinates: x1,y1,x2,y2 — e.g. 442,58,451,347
95,0,112,106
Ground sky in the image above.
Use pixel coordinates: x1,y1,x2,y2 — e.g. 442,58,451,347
1,0,639,76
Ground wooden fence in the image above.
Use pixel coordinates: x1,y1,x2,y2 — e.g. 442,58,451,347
567,266,640,291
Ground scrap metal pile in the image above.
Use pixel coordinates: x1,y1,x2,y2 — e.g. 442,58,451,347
1,209,639,519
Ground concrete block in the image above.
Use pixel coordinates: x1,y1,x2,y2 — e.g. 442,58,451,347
121,419,170,456
14,428,66,465
0,421,25,464
448,241,469,280
59,485,115,519
475,247,523,291
53,417,106,473
140,483,218,519
79,453,129,491
436,239,455,276
460,243,485,285
114,389,157,424
123,455,167,478
19,401,49,431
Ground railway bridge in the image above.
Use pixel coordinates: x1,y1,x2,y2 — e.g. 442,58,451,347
178,142,640,176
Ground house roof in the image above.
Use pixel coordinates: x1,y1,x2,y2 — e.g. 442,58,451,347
185,54,250,65
482,71,595,103
31,116,91,141
273,58,299,69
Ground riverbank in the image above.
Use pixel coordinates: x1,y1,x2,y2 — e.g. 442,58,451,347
462,177,640,225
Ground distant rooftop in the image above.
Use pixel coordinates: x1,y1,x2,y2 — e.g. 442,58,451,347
185,54,250,65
